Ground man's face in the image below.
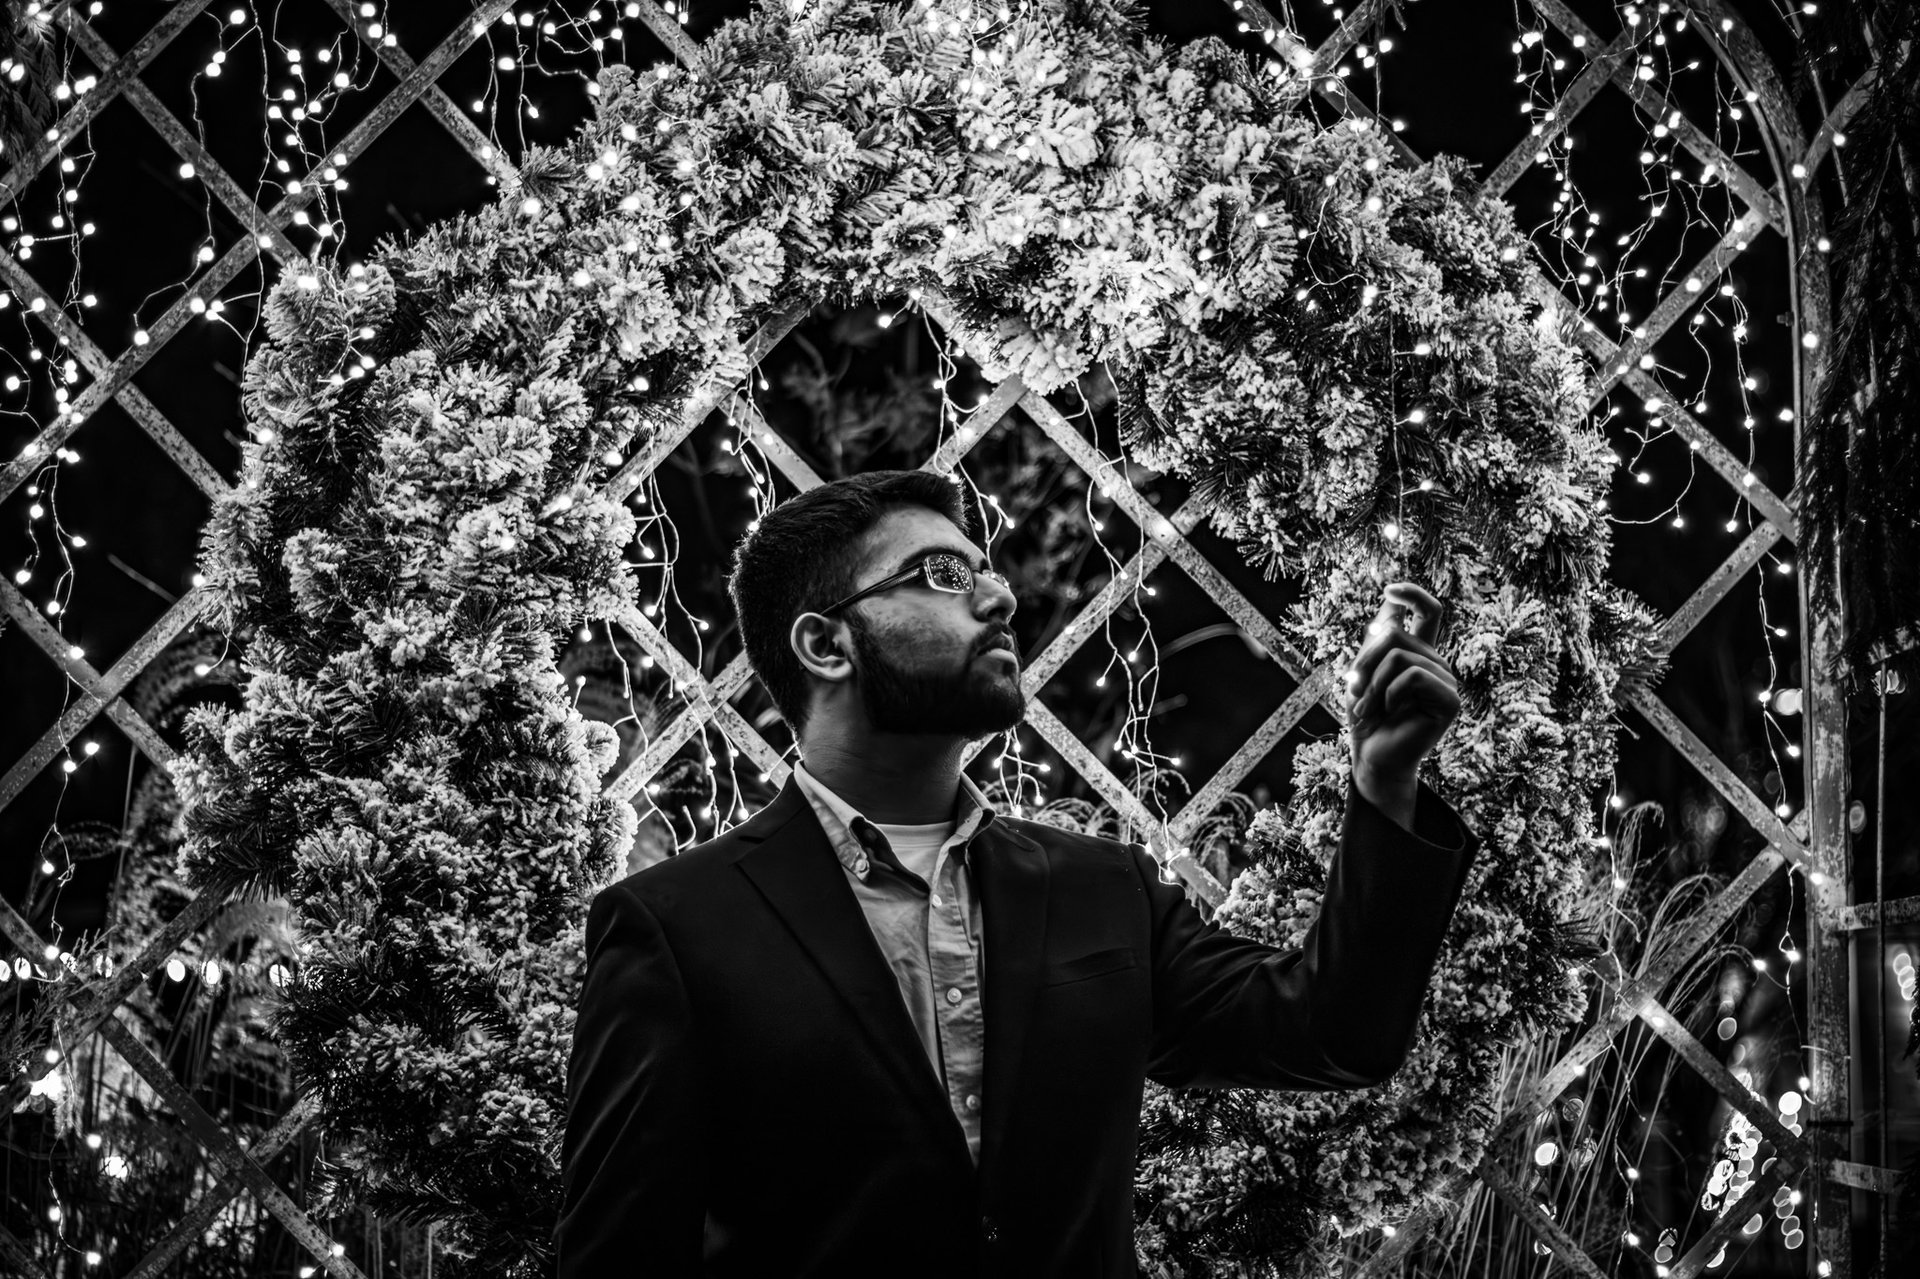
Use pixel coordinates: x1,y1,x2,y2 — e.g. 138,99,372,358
812,506,1025,739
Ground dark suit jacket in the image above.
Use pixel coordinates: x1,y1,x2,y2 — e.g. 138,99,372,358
557,774,1478,1278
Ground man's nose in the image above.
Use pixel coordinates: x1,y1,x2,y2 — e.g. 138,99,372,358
975,574,1016,621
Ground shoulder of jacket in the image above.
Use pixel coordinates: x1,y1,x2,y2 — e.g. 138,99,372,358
997,814,1143,866
593,827,749,909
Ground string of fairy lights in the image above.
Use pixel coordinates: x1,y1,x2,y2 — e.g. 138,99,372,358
0,1,1887,1274
0,3,688,1271
1479,2,1830,1272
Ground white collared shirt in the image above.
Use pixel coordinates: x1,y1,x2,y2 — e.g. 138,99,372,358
791,762,995,1164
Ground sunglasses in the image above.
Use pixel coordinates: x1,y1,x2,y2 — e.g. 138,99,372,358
820,552,1011,616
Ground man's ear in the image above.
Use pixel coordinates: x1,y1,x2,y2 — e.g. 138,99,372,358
790,611,853,681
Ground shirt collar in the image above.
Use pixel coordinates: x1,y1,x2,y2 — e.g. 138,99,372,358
791,762,999,883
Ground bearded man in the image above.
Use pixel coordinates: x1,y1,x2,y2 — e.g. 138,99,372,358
558,469,1476,1278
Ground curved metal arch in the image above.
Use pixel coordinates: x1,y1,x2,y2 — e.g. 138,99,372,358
1653,5,1861,1276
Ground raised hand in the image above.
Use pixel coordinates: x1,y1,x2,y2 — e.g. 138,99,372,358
1342,582,1461,829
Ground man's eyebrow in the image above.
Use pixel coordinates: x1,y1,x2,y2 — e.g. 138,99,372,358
887,546,986,575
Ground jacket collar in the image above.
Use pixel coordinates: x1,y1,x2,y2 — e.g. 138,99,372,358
729,771,1050,1184
789,761,999,883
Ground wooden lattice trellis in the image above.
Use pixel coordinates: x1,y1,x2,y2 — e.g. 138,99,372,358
0,2,1903,1276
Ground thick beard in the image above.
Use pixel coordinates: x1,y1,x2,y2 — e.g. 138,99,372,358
846,611,1026,739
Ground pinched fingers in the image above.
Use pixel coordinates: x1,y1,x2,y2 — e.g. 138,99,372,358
1376,661,1461,726
1383,581,1448,648
1350,646,1456,725
1347,611,1451,705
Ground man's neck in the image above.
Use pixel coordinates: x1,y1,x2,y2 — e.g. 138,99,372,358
798,731,966,825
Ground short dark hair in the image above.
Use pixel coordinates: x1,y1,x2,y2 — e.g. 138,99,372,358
727,470,981,739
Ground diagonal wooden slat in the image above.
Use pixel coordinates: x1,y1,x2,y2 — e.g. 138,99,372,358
1666,1162,1790,1279
630,0,708,71
1305,71,1423,167
1016,389,1321,682
1308,0,1393,78
1585,209,1771,409
94,1013,369,1279
121,1093,325,1279
1166,665,1335,847
0,581,202,807
1799,67,1877,177
0,1222,51,1279
1660,521,1782,647
600,617,768,805
1006,517,1178,696
1478,24,1638,203
0,0,218,205
2,893,226,1113
316,0,519,187
1530,0,1784,230
1622,685,1811,870
1637,995,1808,1166
0,256,234,502
1020,696,1226,902
1488,845,1790,1154
917,372,1028,479
1619,365,1796,540
0,893,58,987
604,298,814,504
0,0,520,508
1543,286,1798,539
734,398,828,491
1478,1157,1611,1279
56,15,304,267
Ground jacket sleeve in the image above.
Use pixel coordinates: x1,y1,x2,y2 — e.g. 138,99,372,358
1141,782,1478,1091
556,880,708,1277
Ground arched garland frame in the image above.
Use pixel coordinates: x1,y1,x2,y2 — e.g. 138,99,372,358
165,0,1660,1271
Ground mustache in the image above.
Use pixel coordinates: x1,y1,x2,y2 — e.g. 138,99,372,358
978,629,1017,657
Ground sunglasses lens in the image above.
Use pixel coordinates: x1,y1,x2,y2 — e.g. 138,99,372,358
924,554,972,592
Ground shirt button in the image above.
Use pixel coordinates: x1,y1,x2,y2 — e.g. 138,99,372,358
965,1094,980,1112
946,987,963,1005
852,857,868,875
930,893,944,908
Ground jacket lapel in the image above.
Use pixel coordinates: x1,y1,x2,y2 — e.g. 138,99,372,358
728,775,1053,1184
968,819,1049,1187
731,778,957,1140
